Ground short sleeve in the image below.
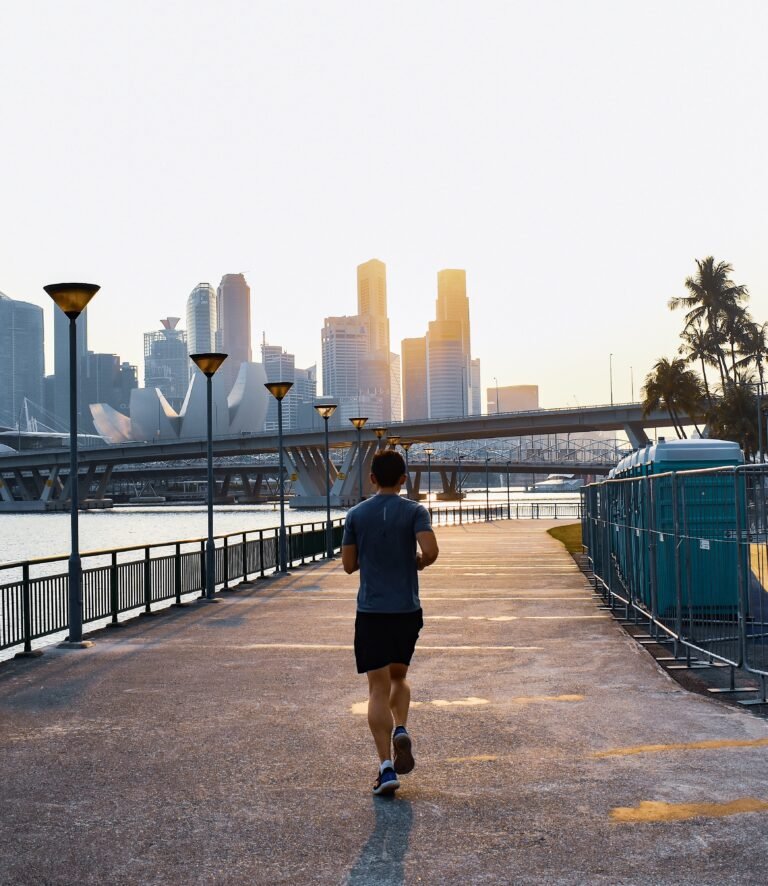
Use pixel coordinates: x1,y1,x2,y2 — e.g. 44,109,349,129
413,504,432,534
342,510,357,546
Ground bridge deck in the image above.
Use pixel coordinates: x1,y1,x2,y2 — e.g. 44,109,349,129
2,523,768,884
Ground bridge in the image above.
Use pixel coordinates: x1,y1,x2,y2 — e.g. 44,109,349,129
0,402,668,509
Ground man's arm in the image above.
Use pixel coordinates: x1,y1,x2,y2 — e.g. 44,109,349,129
342,544,359,574
416,530,439,571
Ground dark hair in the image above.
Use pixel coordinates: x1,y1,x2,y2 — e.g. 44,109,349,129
371,449,406,487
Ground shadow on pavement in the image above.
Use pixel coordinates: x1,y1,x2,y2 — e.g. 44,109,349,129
346,796,413,885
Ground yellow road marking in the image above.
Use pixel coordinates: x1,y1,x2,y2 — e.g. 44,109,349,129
351,697,489,715
611,798,768,823
512,694,584,704
446,754,498,763
594,737,768,758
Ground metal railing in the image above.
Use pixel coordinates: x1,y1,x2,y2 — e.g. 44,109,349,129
0,519,346,657
1,499,583,660
428,501,582,525
582,464,768,697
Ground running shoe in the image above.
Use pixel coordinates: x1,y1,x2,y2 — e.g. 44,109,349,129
393,727,415,774
373,766,400,795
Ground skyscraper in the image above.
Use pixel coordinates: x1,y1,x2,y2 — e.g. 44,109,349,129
426,320,465,418
217,273,252,391
357,259,390,353
262,341,296,431
389,352,402,421
185,283,217,358
357,259,391,420
401,337,427,420
321,315,370,423
81,354,138,432
436,269,472,414
144,318,189,410
54,303,87,430
471,357,481,415
0,293,44,429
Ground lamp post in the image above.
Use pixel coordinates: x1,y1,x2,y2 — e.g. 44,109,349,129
424,446,434,516
372,427,387,449
265,382,293,573
314,403,337,558
349,416,368,504
485,454,490,521
609,353,614,406
45,282,100,647
401,441,412,498
190,352,228,600
457,453,464,524
505,459,512,520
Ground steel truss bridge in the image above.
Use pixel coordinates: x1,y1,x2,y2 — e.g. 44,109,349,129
0,402,672,510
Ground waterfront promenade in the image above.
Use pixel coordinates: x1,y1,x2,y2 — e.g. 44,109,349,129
2,522,768,885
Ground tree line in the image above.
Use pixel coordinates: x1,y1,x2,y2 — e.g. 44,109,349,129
642,256,766,457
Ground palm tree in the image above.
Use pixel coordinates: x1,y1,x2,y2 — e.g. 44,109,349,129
669,257,749,388
642,357,706,439
678,319,718,406
708,385,758,458
737,320,768,393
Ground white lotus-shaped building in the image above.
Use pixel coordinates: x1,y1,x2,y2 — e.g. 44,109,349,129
90,362,269,443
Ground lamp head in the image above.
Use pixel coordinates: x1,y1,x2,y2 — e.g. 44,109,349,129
265,381,294,401
386,435,401,448
372,427,387,439
401,441,412,452
314,403,337,420
191,352,228,377
349,416,368,431
424,446,435,456
44,282,100,318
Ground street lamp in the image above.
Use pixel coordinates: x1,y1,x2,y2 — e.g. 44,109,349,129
609,353,614,406
424,446,434,516
485,453,490,521
401,441,412,498
506,459,512,520
191,352,228,600
349,416,368,504
457,453,464,524
387,435,400,449
265,381,294,573
372,427,387,449
314,403,337,558
45,282,100,647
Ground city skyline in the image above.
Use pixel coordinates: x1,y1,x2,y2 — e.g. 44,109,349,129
3,3,768,411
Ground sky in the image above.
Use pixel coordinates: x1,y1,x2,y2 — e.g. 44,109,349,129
2,0,768,409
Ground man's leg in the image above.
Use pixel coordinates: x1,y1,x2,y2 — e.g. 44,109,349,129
389,663,410,727
367,666,394,762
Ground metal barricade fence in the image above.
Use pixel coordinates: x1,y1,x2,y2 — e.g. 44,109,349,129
582,465,768,681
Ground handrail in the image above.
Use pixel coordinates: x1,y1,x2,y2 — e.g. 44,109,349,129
0,501,582,660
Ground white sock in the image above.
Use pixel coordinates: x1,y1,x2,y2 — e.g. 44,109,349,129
380,759,393,774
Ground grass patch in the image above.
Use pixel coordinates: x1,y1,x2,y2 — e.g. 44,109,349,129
547,523,583,553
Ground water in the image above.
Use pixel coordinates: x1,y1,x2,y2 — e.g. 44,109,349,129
0,490,580,566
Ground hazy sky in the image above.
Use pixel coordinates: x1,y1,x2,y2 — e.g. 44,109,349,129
2,1,768,409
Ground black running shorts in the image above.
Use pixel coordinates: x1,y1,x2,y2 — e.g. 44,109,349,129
354,609,424,674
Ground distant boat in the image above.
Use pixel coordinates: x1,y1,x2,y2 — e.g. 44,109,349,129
535,474,583,493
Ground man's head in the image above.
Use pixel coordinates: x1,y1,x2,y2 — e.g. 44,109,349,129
371,449,407,490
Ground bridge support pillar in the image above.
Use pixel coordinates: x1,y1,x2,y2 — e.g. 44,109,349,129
623,422,650,449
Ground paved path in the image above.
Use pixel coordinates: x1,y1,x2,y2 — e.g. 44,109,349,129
2,521,768,885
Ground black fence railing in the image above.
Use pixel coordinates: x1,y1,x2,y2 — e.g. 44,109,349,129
0,520,346,657
1,500,582,660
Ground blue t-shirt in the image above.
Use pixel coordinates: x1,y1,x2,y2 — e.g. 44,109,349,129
342,494,433,613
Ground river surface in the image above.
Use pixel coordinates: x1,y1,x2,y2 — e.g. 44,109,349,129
0,490,580,566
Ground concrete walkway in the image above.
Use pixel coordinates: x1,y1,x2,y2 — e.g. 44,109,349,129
2,521,768,885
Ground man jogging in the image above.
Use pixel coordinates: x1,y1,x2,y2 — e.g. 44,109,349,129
342,448,439,796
